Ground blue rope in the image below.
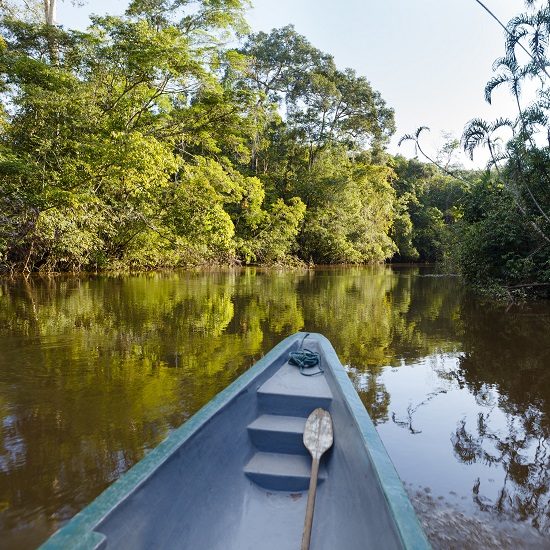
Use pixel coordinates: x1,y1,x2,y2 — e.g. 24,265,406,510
288,333,323,376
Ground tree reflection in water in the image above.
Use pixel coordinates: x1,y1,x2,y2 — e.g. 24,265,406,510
0,267,549,548
450,300,550,534
452,410,549,532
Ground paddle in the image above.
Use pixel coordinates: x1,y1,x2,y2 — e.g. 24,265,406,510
301,408,333,550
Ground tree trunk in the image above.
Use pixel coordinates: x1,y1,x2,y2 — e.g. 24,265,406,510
43,0,56,25
43,0,58,63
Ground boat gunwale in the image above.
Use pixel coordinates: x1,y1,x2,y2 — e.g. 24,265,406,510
40,332,430,550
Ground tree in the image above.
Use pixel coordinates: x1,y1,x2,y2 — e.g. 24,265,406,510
0,1,259,271
0,2,401,272
458,0,550,294
43,0,55,25
298,149,396,263
241,26,395,168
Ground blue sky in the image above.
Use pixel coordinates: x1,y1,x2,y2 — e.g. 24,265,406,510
56,0,527,167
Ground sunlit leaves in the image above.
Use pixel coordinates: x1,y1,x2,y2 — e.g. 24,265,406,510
0,2,403,272
298,150,397,263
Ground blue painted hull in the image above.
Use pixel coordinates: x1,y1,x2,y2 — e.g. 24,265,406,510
41,333,430,549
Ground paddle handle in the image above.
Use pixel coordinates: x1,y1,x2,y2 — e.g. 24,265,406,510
301,457,320,550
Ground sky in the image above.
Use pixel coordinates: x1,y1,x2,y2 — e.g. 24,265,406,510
55,0,529,168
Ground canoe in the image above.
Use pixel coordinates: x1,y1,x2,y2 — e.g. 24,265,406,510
41,333,430,550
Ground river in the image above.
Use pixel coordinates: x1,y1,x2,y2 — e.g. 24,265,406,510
0,266,548,548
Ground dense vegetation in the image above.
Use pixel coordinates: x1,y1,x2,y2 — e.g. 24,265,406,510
456,0,550,297
0,0,549,297
0,0,465,274
396,0,550,298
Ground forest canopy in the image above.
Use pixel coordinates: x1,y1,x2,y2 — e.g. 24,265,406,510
0,0,549,297
0,0,460,273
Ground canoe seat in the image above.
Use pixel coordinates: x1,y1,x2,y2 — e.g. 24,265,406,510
247,414,307,455
245,360,333,491
244,452,327,491
256,362,333,416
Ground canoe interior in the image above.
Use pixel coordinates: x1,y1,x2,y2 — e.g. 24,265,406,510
41,333,429,550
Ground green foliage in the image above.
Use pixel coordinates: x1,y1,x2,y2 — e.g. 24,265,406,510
241,25,395,163
456,1,550,296
298,150,396,263
454,174,549,294
390,156,467,262
0,5,455,273
235,197,306,264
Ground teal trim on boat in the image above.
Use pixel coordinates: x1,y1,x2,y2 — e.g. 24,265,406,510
40,333,431,550
317,334,429,549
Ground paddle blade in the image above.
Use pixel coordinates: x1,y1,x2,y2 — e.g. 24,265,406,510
303,408,333,460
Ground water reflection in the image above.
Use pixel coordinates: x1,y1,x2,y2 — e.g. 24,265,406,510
0,267,548,548
452,303,550,535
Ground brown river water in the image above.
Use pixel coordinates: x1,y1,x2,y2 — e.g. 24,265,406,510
0,266,548,549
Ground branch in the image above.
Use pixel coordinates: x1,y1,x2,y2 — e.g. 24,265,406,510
506,282,550,289
125,76,170,129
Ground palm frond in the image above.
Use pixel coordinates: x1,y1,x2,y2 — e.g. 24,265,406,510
521,103,548,127
492,55,519,73
484,74,507,104
398,126,429,147
491,117,515,131
529,26,548,60
397,133,415,147
462,118,491,160
415,126,430,139
505,21,529,60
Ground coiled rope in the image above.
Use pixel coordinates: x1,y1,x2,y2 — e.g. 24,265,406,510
288,333,323,376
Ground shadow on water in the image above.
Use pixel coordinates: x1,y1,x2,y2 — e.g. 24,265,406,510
0,266,548,548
